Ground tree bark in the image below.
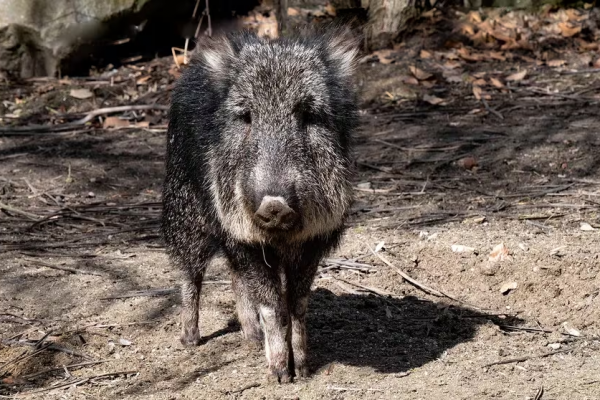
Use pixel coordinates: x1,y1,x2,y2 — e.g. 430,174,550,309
361,0,420,50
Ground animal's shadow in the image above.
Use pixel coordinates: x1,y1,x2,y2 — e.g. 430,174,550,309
304,288,521,374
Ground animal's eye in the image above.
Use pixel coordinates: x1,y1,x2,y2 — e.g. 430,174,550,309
301,110,315,125
240,111,251,124
294,99,315,126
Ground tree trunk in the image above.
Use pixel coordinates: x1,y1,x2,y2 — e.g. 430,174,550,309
277,0,289,36
361,0,420,50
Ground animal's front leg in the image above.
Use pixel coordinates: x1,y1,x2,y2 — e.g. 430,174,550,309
259,297,292,383
226,245,292,383
232,272,262,346
287,263,319,378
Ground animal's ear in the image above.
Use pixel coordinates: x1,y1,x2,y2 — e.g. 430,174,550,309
325,27,360,78
191,35,236,78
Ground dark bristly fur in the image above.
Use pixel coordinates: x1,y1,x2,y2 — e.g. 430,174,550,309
161,26,359,383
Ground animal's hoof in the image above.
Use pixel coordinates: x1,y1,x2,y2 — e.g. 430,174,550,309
180,330,201,346
267,367,293,384
296,364,309,379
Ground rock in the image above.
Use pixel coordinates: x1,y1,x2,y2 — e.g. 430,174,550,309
0,0,152,79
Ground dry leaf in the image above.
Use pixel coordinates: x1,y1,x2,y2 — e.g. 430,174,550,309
373,49,396,64
69,88,93,99
444,73,464,84
499,281,517,294
409,65,433,80
594,58,600,68
103,116,130,128
547,59,566,67
457,47,482,62
490,29,514,43
452,244,476,253
400,75,419,85
489,51,507,61
457,156,478,170
565,9,587,22
489,243,510,262
473,78,487,86
420,50,433,59
324,4,337,16
490,77,504,88
576,39,599,51
135,121,150,128
287,7,300,16
168,65,182,79
472,85,483,100
442,60,462,69
580,222,597,231
456,22,476,36
136,75,151,85
471,31,489,46
506,69,527,82
467,10,482,23
562,322,581,337
423,94,445,105
500,39,520,50
441,51,459,60
558,22,581,38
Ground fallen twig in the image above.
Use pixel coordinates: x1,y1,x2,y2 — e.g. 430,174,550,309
483,348,571,368
534,386,544,400
223,382,261,395
24,259,108,277
17,360,108,381
367,244,487,312
333,276,402,299
0,105,168,134
100,287,178,300
0,201,41,221
326,385,384,392
501,325,553,334
3,339,94,360
0,343,51,373
481,97,504,120
561,68,600,75
12,370,137,397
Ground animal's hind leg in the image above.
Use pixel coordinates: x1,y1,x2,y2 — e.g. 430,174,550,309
180,270,204,346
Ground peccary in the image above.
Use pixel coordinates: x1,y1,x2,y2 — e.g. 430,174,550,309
161,27,359,383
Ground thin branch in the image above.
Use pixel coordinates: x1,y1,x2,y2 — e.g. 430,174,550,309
0,201,41,221
0,105,168,134
483,348,571,368
367,244,487,312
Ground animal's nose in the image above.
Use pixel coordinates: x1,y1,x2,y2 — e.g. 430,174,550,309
254,196,298,229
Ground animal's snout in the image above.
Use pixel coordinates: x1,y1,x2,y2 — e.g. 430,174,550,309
254,196,298,230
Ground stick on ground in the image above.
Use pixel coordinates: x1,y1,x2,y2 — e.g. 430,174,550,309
367,244,487,312
483,348,571,368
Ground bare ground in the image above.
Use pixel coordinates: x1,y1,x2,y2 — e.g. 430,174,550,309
2,26,600,400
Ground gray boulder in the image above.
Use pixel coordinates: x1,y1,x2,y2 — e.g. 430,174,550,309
0,0,150,79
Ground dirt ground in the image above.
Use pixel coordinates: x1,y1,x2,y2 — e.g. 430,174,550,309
2,10,600,399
